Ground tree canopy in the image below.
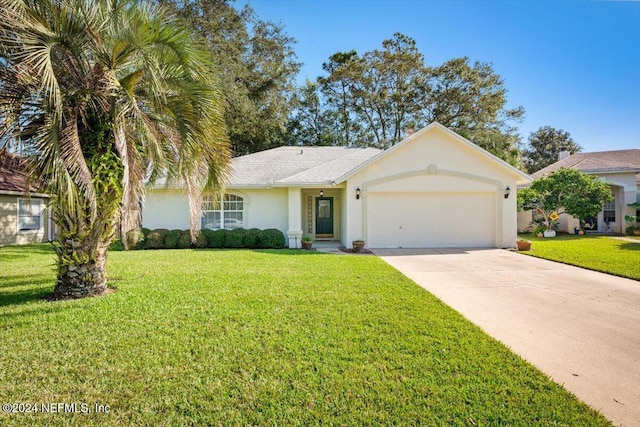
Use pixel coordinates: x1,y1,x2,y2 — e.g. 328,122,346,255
0,0,230,298
522,126,582,173
518,168,613,228
291,33,524,165
161,0,301,155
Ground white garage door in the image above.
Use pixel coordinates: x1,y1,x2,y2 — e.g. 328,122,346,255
367,192,496,248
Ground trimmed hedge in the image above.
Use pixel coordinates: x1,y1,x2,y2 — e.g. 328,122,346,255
176,230,193,249
261,228,286,249
119,227,286,250
243,228,262,249
209,229,227,248
145,229,169,249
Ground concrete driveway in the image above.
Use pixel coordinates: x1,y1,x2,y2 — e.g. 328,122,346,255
373,248,640,427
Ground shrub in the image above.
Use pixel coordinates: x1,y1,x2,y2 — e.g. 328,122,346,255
132,228,152,250
225,228,246,248
209,229,227,248
243,228,263,249
176,230,193,249
145,229,169,249
260,229,286,249
108,239,124,251
163,229,183,249
195,229,214,249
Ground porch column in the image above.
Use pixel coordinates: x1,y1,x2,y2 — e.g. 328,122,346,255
287,187,303,248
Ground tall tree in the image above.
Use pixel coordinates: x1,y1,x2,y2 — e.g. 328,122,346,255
422,57,524,165
310,34,524,163
317,50,363,146
0,0,230,299
161,0,301,155
522,126,582,173
287,80,337,146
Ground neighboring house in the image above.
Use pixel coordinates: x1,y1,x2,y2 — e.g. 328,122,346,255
143,123,532,248
0,153,51,246
517,149,640,234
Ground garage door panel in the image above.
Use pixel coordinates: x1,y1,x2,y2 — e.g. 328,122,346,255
367,192,495,248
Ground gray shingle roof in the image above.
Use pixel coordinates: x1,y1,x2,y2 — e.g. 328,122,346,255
228,146,382,186
531,149,640,179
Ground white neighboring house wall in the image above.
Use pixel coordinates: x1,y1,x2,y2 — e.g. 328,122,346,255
0,193,50,246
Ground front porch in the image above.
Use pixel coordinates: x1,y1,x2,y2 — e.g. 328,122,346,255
286,187,345,248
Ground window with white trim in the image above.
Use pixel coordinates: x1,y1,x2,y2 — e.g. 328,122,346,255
18,198,42,232
603,201,615,223
201,194,243,230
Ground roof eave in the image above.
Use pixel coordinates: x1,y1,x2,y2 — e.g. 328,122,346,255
335,122,532,184
0,190,50,198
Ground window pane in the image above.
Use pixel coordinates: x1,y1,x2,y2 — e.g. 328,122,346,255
603,201,615,222
223,211,243,229
18,199,41,231
201,212,220,230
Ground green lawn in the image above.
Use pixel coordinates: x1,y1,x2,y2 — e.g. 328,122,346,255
0,245,611,426
518,234,640,280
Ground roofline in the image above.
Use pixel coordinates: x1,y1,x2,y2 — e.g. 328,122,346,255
334,122,532,184
532,167,640,180
577,168,640,174
0,190,50,198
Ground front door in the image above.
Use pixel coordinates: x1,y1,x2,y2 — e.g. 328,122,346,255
315,197,333,237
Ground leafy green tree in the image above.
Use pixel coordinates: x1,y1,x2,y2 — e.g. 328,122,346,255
518,168,613,228
0,0,230,299
312,34,524,163
317,50,364,146
522,126,582,173
423,57,524,165
288,80,337,146
162,0,301,154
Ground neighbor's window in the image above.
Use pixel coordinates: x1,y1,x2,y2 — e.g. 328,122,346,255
18,198,42,232
202,194,243,230
603,201,615,223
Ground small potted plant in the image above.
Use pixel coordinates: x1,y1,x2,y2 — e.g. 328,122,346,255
301,235,313,250
625,215,640,235
538,211,559,237
516,238,531,251
352,240,365,253
533,224,545,238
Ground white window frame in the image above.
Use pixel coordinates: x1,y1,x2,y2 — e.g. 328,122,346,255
603,201,616,224
201,194,244,230
17,198,43,233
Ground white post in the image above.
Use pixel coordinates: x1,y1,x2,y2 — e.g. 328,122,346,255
287,188,303,248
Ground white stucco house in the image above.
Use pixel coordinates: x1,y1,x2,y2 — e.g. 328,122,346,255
143,123,532,248
517,149,640,234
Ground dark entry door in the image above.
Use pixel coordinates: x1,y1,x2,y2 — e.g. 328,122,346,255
315,197,333,237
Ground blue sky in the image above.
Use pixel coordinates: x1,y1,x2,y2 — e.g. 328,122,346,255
238,0,640,152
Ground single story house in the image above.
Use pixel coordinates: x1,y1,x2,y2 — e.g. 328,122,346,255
517,149,640,234
0,153,51,246
143,123,532,249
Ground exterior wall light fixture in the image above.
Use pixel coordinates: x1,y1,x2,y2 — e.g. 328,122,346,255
504,186,511,199
356,187,361,200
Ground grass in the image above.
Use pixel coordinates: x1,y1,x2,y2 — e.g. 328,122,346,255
0,245,611,426
518,234,640,280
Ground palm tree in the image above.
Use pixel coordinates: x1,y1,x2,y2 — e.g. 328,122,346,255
0,0,230,299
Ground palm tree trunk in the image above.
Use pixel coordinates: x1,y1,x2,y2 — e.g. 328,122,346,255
52,240,109,299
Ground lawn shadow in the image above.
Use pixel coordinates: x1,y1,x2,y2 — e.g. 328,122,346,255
0,244,53,256
190,248,325,256
619,242,640,251
0,273,56,307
